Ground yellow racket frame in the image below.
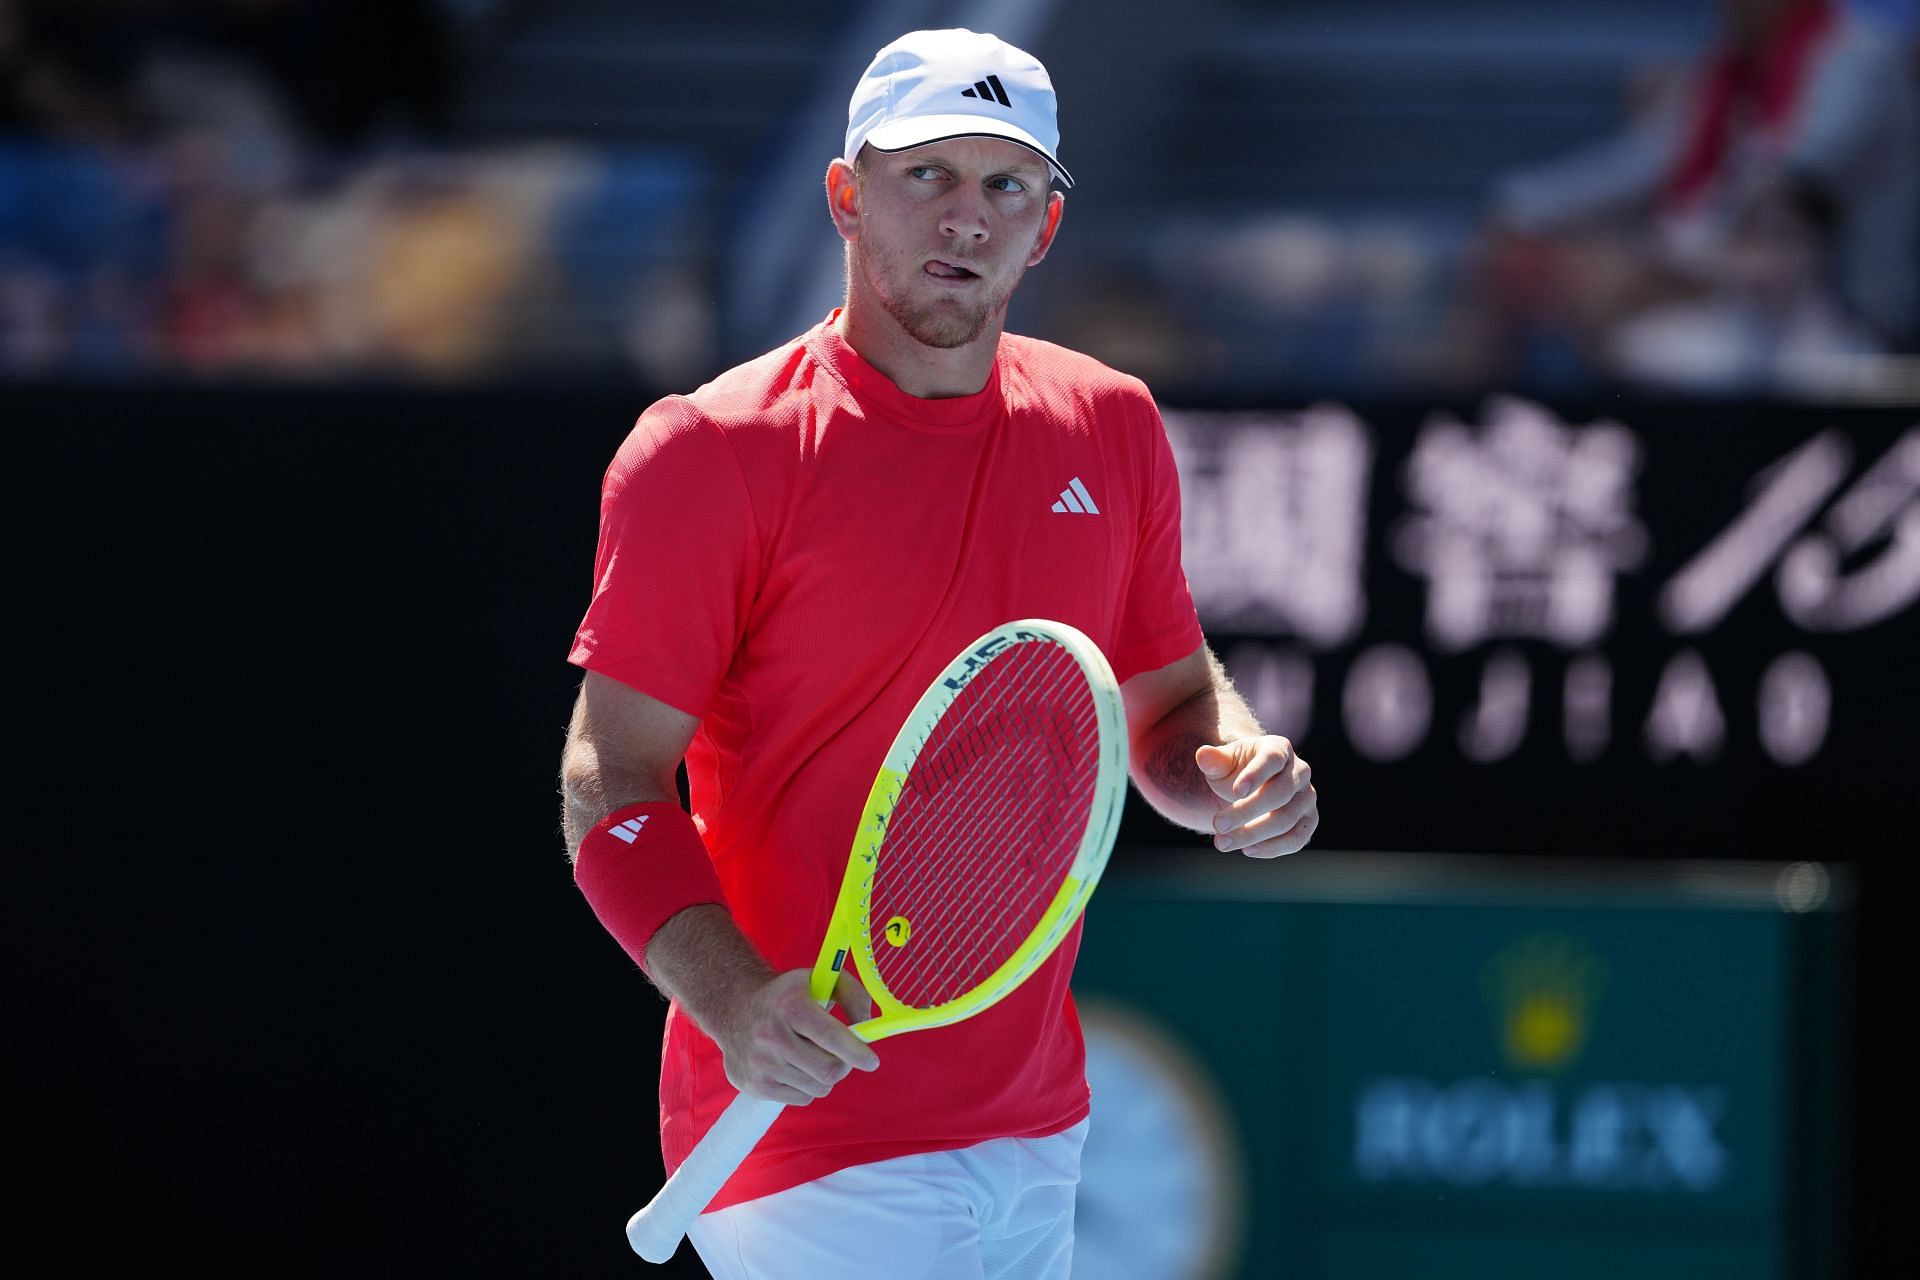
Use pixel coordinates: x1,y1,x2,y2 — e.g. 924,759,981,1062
805,618,1129,1041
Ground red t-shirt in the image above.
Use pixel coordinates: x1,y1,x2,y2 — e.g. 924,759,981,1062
569,313,1203,1208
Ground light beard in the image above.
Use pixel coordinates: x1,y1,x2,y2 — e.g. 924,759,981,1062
855,243,1019,350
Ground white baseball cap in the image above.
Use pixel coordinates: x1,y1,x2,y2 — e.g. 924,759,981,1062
844,29,1074,188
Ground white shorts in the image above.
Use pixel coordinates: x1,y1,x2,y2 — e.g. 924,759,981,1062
686,1119,1090,1280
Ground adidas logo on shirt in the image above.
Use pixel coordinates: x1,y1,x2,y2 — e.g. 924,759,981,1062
608,815,650,844
1050,477,1100,515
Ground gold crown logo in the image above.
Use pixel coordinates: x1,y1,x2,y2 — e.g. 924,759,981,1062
1482,934,1607,1071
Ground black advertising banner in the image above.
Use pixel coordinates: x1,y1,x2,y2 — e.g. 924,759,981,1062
1141,396,1919,865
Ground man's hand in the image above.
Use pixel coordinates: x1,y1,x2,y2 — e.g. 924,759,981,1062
1194,736,1318,858
711,968,880,1106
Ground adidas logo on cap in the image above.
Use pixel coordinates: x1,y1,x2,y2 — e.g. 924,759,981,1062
844,29,1074,187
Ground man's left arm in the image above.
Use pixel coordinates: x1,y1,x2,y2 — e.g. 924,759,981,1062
1122,643,1319,857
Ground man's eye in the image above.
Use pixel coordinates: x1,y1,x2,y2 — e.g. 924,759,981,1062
910,166,943,180
989,176,1027,194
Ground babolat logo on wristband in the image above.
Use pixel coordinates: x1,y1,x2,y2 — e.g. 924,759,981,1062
608,814,651,844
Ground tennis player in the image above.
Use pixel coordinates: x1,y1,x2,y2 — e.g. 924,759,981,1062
561,28,1318,1279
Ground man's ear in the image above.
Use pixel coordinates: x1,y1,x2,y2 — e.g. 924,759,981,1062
1027,191,1065,268
826,159,860,241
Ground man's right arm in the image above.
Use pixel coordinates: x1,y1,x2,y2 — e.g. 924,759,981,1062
560,671,878,1104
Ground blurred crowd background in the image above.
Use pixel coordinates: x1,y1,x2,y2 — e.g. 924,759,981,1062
2,0,1914,398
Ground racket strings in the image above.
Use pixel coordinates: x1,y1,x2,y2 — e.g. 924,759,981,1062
913,678,1094,984
894,653,1075,869
867,641,1100,1009
886,645,1081,894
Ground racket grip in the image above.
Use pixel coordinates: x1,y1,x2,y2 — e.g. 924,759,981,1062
626,1091,785,1263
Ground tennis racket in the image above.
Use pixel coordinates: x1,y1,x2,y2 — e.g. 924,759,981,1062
625,617,1128,1263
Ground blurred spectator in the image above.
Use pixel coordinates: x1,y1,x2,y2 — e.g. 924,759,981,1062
1454,0,1918,394
357,159,556,378
1605,181,1883,392
157,134,256,370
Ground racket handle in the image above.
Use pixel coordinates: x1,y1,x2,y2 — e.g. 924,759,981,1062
626,1091,785,1263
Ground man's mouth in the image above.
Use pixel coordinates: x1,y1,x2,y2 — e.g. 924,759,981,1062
925,259,979,280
